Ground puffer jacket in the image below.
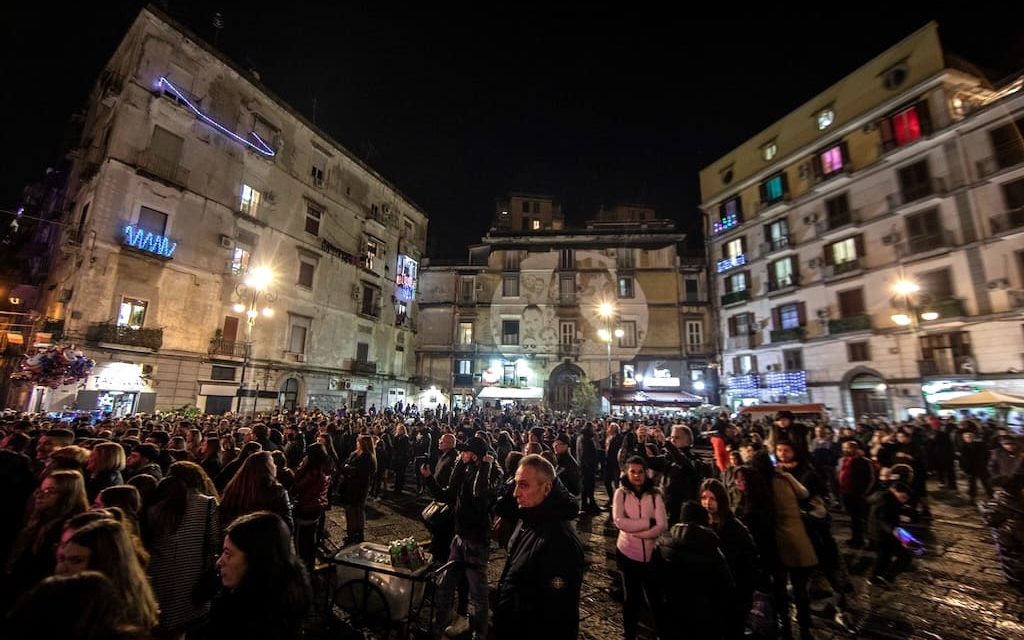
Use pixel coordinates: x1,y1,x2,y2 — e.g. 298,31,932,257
612,478,667,562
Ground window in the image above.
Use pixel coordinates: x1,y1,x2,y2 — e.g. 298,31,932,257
826,235,863,267
774,303,805,329
686,321,704,349
559,274,575,302
618,321,637,348
848,341,871,361
149,125,184,167
230,245,252,275
734,354,758,374
817,108,835,131
559,249,575,270
726,271,749,293
360,283,381,317
880,103,930,151
918,268,954,299
838,288,866,316
783,349,804,371
905,208,940,240
356,342,369,362
713,198,742,234
501,320,520,345
617,248,635,270
458,359,472,375
137,206,168,235
760,173,787,204
298,259,315,288
502,274,520,297
684,278,700,302
459,277,475,302
530,219,541,230
990,119,1024,170
240,184,261,217
211,365,236,381
765,218,790,251
728,312,755,337
252,113,278,144
521,200,530,213
770,257,797,290
117,297,147,329
819,143,847,176
532,202,540,214
898,160,933,202
617,276,634,298
762,141,778,161
825,192,851,227
1003,177,1024,210
363,236,384,271
724,238,744,259
560,321,576,345
503,250,521,271
287,315,312,354
305,203,322,235
311,151,326,188
458,322,473,344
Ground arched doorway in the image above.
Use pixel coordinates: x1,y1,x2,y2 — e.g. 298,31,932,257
548,362,586,411
280,378,300,412
848,372,889,419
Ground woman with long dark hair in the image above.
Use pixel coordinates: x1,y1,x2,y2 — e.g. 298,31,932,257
7,571,147,640
612,455,667,640
144,462,220,638
603,422,623,510
337,435,376,544
198,437,222,481
701,478,759,640
197,511,311,640
219,452,292,535
292,443,333,569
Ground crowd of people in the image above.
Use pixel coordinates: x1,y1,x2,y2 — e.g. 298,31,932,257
0,403,1021,639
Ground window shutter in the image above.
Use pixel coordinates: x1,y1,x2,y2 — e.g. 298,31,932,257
916,101,932,136
763,224,772,243
824,243,835,266
732,356,740,374
743,271,751,290
740,236,747,253
879,118,894,150
758,181,767,204
750,355,758,372
735,196,743,218
854,234,865,258
812,154,823,181
771,306,781,330
797,302,807,326
780,171,790,197
840,141,851,165
728,316,737,337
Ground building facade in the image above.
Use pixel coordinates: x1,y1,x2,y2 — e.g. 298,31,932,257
31,8,427,415
417,195,714,412
700,22,1024,421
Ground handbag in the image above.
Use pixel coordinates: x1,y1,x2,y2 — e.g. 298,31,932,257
191,497,220,605
421,500,452,531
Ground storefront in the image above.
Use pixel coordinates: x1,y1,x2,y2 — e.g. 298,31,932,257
72,361,155,417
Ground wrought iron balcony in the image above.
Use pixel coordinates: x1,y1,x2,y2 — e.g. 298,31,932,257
815,209,860,235
828,314,872,335
209,338,247,358
919,359,960,377
767,274,799,293
897,230,954,258
453,373,475,386
990,207,1024,234
721,289,751,306
823,258,862,280
88,323,163,350
136,150,190,189
770,327,805,343
351,360,377,375
557,343,581,359
726,333,760,350
760,236,791,257
927,297,967,320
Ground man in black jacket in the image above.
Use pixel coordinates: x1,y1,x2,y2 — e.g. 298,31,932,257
868,481,914,586
420,436,500,640
553,433,582,499
576,422,601,515
493,454,583,640
659,424,703,524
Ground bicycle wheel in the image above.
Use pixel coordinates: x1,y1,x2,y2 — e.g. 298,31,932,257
333,577,392,638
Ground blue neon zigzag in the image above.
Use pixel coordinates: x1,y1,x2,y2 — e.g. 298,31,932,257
157,77,276,157
124,225,177,258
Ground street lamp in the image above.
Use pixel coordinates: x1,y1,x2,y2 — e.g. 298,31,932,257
233,266,277,415
597,302,624,392
891,276,937,412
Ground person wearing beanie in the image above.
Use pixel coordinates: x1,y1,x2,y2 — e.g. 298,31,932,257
124,443,163,481
553,433,582,500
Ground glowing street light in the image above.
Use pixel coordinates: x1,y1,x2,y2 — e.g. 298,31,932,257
234,265,278,415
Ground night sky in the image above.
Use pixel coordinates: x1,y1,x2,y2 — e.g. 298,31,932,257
2,2,1022,258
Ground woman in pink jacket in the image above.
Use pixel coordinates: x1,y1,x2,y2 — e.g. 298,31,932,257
613,455,668,640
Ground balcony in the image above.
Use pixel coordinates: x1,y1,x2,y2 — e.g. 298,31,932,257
767,274,799,294
887,177,952,210
823,258,862,280
395,313,417,331
454,343,477,353
726,333,760,350
686,342,714,355
918,359,968,377
136,150,190,189
716,254,747,274
88,323,163,350
453,373,475,387
828,314,872,335
927,297,967,321
770,327,805,343
815,209,860,236
896,230,955,259
557,343,581,359
351,360,377,376
209,338,247,358
721,289,751,307
990,207,1024,234
760,236,791,257
558,293,577,306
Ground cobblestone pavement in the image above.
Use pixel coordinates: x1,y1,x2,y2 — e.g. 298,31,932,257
319,478,1024,639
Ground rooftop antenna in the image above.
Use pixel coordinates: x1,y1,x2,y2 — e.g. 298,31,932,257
212,12,224,47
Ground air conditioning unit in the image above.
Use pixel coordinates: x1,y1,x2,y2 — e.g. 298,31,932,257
766,363,779,371
881,233,901,246
263,191,276,203
816,308,830,319
987,278,1009,289
957,356,976,374
141,364,156,376
802,213,818,225
351,285,361,300
808,257,823,269
219,235,233,248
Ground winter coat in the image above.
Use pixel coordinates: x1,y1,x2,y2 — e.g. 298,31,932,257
612,480,667,562
651,523,735,639
338,451,375,506
424,458,501,543
989,448,1023,483
292,469,331,520
577,432,598,474
714,516,759,599
391,434,412,469
86,469,124,503
555,451,582,497
959,442,990,477
494,482,583,640
658,443,703,523
771,473,817,568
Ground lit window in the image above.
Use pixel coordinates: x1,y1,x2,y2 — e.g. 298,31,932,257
830,237,858,264
118,297,147,329
714,198,742,234
230,247,251,274
762,142,777,161
779,304,801,329
458,322,473,344
458,360,472,375
763,175,785,203
892,106,922,146
618,277,634,298
820,145,844,175
531,219,541,230
240,184,261,216
502,320,520,345
817,108,835,130
725,238,743,258
305,204,322,236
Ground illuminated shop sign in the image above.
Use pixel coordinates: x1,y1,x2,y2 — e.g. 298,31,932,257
123,225,177,258
395,255,418,302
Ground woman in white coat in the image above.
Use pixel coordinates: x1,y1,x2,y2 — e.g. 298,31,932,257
613,455,668,640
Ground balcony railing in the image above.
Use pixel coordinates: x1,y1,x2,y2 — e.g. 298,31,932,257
897,230,954,258
686,342,713,355
823,258,862,280
209,338,247,358
557,343,581,359
454,343,476,353
767,274,798,293
726,333,760,350
351,360,377,375
770,327,805,343
88,323,163,350
453,373,475,387
136,150,190,188
558,293,577,305
828,314,872,335
919,358,972,377
760,236,791,257
887,177,950,210
990,207,1024,233
721,289,751,306
815,209,860,235
927,297,967,320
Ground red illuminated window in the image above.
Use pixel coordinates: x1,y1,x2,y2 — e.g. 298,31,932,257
892,107,922,146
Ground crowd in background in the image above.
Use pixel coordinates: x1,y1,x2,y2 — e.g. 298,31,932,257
0,402,1022,639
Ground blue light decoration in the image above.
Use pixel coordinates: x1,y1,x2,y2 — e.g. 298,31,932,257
716,254,747,273
123,225,177,258
395,255,418,303
762,370,807,397
713,212,739,235
156,77,276,157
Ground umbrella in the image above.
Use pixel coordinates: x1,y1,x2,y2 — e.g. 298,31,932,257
937,390,1024,409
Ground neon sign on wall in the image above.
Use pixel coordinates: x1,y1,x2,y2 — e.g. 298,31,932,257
157,77,276,157
123,225,177,258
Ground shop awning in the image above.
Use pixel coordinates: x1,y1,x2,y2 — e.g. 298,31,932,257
608,390,704,406
477,386,544,400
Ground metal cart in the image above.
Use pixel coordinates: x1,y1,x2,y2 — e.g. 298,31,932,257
329,542,439,639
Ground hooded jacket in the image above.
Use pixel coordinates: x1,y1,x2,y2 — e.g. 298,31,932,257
494,481,584,640
613,477,667,562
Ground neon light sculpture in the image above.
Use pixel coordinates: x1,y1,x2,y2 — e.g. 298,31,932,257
123,225,177,258
157,77,276,157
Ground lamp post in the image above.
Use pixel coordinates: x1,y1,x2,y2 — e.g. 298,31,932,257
891,277,937,413
597,302,624,397
233,266,276,416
